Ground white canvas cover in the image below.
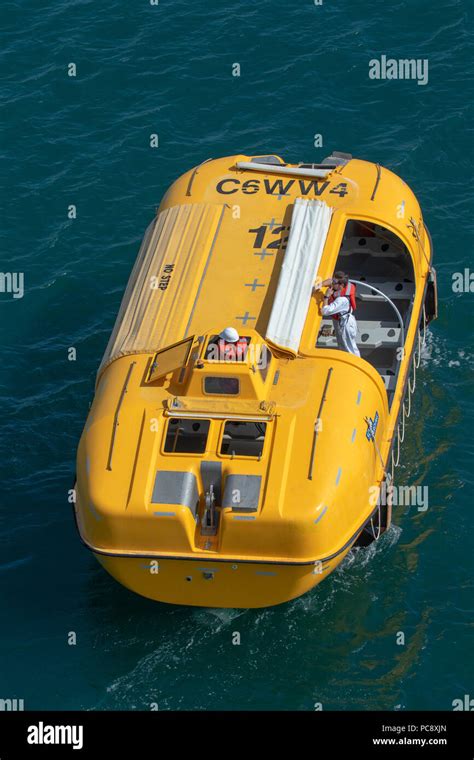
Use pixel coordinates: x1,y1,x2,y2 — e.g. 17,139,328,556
96,202,224,381
265,198,333,353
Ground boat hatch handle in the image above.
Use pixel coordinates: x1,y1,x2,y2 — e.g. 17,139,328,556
106,361,136,471
235,162,332,180
163,410,273,422
349,279,405,350
308,367,333,480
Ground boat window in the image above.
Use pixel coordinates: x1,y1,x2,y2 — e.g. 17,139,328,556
220,421,267,458
164,418,210,454
204,377,240,395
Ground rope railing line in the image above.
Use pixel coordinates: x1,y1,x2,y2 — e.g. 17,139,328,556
390,323,423,472
390,452,395,483
392,431,401,467
405,383,412,418
409,353,417,394
399,406,406,443
408,217,432,271
370,506,382,540
414,327,422,369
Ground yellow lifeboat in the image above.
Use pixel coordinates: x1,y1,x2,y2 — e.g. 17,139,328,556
74,152,437,608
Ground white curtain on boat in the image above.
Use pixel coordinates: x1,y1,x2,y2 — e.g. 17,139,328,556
265,198,333,353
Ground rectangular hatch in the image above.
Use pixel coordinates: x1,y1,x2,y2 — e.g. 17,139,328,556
147,336,194,383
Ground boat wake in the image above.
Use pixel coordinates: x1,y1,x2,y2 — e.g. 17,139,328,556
340,523,403,573
285,524,403,616
191,606,248,632
421,328,473,370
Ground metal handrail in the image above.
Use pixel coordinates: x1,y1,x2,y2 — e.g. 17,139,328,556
106,361,136,471
235,161,332,179
308,367,333,480
186,157,213,197
164,410,274,422
349,279,406,350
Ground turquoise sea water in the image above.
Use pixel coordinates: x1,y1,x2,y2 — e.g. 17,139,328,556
1,0,473,710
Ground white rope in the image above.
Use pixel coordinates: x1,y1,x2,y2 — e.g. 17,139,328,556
399,406,406,442
405,387,411,419
392,430,400,467
414,327,422,369
392,349,416,471
409,354,417,394
370,504,382,540
391,327,421,475
391,317,424,475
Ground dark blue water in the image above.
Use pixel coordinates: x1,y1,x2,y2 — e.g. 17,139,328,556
1,0,473,710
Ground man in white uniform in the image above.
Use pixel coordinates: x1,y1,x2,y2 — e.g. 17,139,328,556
317,272,360,357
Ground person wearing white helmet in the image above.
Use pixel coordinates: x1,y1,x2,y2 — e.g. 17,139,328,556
217,326,248,361
219,326,240,343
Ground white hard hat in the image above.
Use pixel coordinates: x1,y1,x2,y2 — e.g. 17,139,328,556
219,326,240,343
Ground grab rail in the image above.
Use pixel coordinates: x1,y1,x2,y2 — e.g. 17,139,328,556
308,367,333,480
235,161,332,179
164,410,273,422
349,279,405,350
186,157,213,197
106,361,136,471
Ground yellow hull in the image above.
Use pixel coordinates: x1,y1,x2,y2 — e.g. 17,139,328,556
75,151,437,608
95,548,353,608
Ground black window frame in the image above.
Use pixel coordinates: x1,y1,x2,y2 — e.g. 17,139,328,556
219,420,267,459
163,417,211,455
203,376,240,396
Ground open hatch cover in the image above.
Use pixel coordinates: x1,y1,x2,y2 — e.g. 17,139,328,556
147,336,194,382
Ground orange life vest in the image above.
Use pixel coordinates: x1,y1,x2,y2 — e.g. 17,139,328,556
328,281,357,321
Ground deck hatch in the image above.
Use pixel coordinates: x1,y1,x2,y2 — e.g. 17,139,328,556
222,474,262,512
147,337,194,383
151,471,199,515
